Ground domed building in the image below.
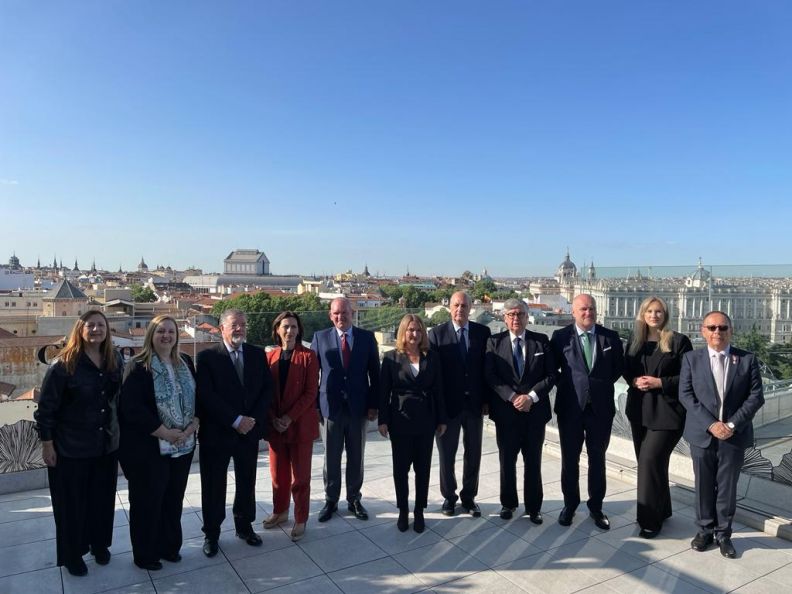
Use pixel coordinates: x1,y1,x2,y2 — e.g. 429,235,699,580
555,249,577,283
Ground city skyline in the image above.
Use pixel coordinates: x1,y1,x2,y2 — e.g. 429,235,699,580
3,2,792,276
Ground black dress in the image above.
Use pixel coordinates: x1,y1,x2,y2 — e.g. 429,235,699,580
35,353,121,566
379,350,446,510
624,332,693,531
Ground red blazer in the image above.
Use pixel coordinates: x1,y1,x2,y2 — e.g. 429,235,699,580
266,344,320,444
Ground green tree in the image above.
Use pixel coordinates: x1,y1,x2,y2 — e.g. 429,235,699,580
472,279,497,301
429,309,451,326
130,285,156,303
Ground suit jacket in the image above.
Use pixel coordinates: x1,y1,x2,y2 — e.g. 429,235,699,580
118,354,196,464
679,346,764,449
196,342,273,454
311,326,380,420
428,320,491,418
266,344,320,444
378,349,447,436
623,331,693,430
484,330,554,427
550,323,625,420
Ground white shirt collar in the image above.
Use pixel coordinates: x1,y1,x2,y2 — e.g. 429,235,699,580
452,321,470,333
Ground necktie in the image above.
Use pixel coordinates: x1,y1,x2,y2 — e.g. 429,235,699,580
341,332,351,369
581,332,593,372
458,327,468,359
512,337,524,378
713,353,726,420
233,349,244,384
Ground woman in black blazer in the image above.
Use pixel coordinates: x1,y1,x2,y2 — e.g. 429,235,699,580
119,315,199,570
624,296,692,538
378,314,447,533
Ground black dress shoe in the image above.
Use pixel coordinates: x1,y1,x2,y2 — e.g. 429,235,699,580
441,499,456,516
499,506,515,520
134,560,163,571
65,559,88,576
202,538,219,557
318,501,337,522
347,500,369,520
461,501,482,517
397,508,409,532
413,508,425,533
529,512,543,525
161,552,182,563
639,528,659,539
718,536,737,558
690,532,714,552
90,546,111,565
590,510,610,530
558,507,575,526
236,529,263,546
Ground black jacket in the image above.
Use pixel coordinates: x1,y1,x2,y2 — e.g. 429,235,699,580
35,352,122,458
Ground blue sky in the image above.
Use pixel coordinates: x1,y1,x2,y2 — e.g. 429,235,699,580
2,1,791,277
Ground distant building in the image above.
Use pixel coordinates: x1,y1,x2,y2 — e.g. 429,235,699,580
224,249,270,275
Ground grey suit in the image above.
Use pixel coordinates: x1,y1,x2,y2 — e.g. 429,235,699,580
679,346,764,538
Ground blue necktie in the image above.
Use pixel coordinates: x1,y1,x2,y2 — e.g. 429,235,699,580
513,337,524,377
458,327,468,359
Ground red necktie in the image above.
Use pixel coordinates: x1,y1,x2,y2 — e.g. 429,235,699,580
341,332,351,369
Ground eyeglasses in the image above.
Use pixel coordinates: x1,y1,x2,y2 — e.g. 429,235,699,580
704,325,730,332
504,312,525,319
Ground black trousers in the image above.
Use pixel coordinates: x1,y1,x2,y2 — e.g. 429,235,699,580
557,406,613,513
495,420,545,513
320,406,367,504
690,439,745,539
630,421,682,531
390,432,434,510
436,408,483,504
200,438,259,540
122,451,194,564
48,452,118,566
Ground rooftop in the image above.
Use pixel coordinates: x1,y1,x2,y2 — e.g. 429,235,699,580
1,429,791,593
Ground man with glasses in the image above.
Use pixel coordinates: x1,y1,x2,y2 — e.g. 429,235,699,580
551,294,624,530
429,291,491,517
679,311,764,558
485,299,555,522
196,309,273,557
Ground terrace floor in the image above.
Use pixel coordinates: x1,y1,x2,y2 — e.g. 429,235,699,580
2,429,791,594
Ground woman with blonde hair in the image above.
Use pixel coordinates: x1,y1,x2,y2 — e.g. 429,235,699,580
35,310,123,576
262,311,319,542
119,315,198,570
379,314,446,532
624,296,692,538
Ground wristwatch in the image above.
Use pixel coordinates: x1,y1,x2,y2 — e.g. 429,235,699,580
726,422,735,430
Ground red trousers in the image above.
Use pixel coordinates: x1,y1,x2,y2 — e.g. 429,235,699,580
269,439,313,523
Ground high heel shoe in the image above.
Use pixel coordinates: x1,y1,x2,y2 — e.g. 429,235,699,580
262,510,289,529
397,508,409,532
413,508,425,533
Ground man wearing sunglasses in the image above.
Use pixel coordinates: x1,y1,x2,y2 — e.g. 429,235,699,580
679,311,764,559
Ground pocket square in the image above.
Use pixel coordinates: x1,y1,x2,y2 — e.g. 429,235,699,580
602,346,612,352
533,352,545,357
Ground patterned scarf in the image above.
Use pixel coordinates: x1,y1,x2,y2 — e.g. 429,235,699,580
151,354,196,457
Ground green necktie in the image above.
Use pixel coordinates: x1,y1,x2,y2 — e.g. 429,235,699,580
581,332,593,371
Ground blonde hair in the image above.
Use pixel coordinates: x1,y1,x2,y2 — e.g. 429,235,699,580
60,310,117,375
628,296,674,356
132,315,184,370
395,314,429,354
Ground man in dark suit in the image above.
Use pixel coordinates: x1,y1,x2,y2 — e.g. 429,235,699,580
196,309,273,557
551,293,624,530
311,297,380,522
485,298,555,522
679,311,764,558
429,291,491,517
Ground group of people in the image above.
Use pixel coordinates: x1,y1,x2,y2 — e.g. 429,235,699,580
34,292,764,577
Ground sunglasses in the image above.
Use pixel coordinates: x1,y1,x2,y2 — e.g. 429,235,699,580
704,325,730,332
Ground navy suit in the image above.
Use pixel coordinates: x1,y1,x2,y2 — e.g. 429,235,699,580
196,342,272,539
551,323,624,513
485,330,555,513
311,326,380,504
679,346,764,538
429,320,490,505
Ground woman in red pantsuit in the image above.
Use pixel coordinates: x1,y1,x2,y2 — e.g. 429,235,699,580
263,311,319,541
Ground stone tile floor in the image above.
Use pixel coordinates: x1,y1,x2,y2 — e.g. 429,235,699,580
1,430,791,593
